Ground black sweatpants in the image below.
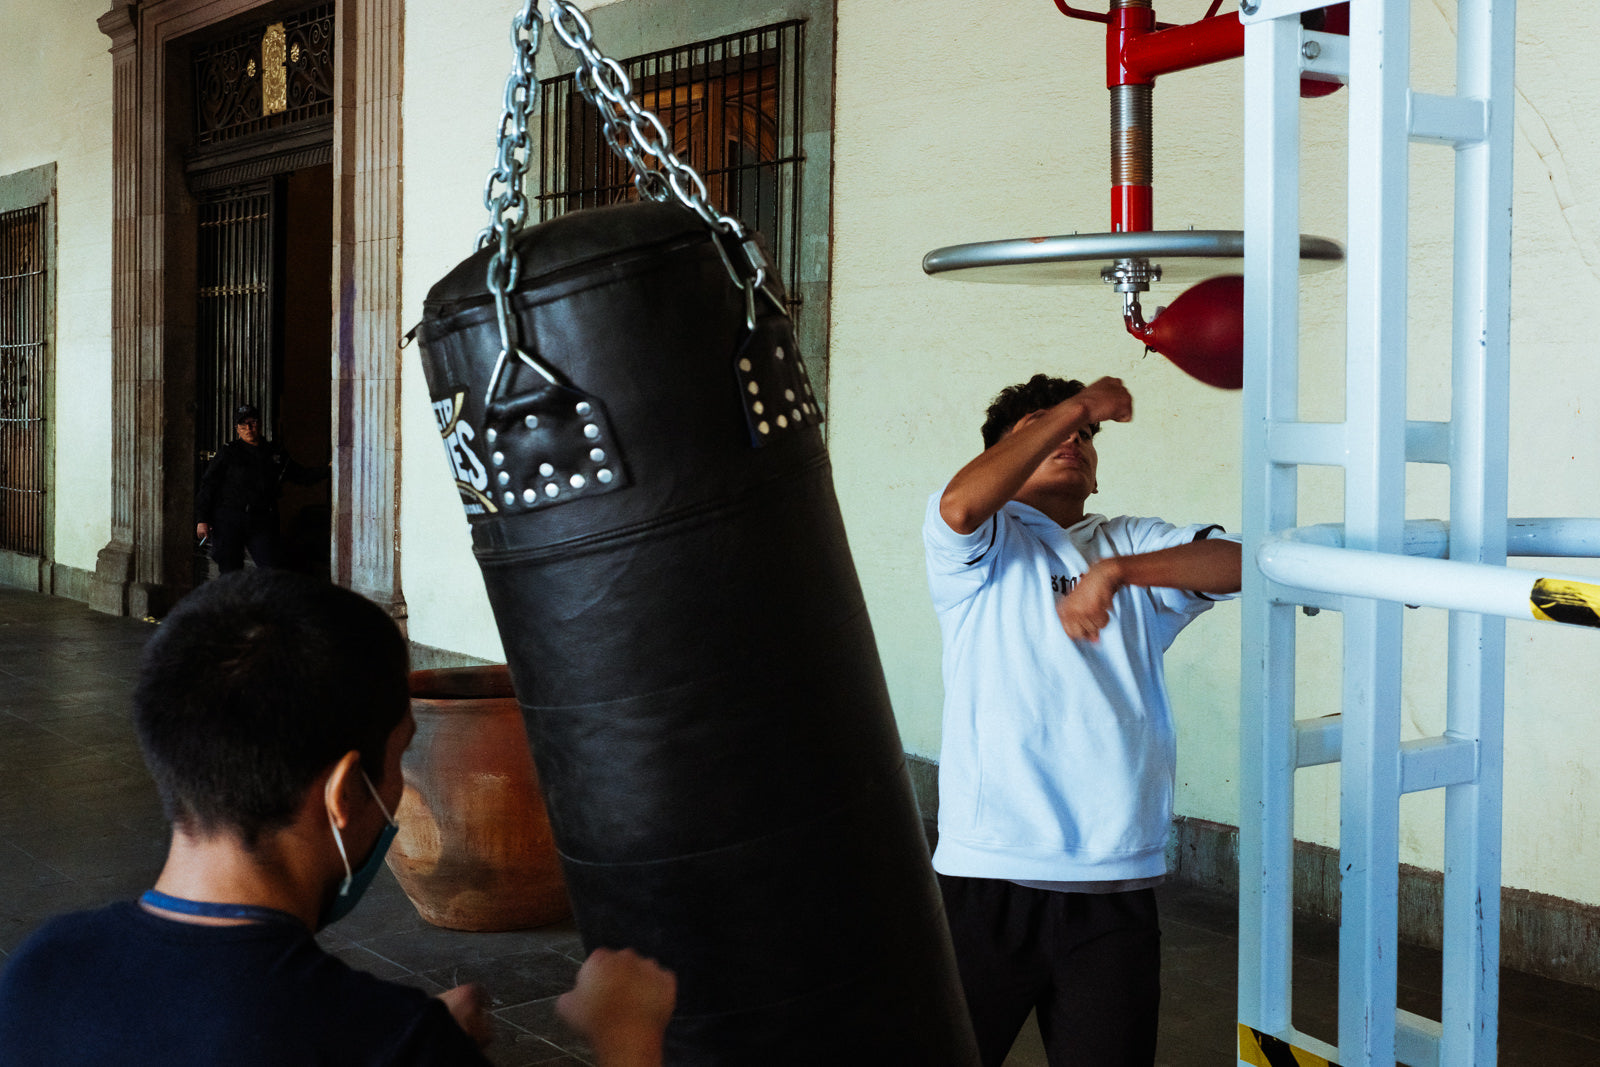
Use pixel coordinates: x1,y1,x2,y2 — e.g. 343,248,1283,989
937,874,1161,1067
208,511,283,574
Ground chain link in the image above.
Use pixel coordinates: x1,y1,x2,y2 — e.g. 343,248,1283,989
478,0,543,387
476,0,781,399
546,2,746,239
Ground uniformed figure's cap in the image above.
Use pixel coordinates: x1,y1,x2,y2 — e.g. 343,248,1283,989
234,404,261,423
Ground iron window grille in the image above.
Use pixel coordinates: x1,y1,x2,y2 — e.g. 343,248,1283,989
537,20,806,324
0,205,46,556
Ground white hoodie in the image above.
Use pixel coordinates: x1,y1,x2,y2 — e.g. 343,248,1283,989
924,494,1234,884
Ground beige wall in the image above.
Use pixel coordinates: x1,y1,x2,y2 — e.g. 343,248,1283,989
0,0,115,573
397,0,522,659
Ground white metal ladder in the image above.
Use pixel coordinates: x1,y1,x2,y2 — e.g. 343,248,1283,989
1237,1,1600,1064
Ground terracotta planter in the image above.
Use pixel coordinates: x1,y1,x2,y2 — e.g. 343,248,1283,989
387,664,569,931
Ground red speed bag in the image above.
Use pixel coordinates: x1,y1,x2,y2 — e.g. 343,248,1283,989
1130,273,1244,390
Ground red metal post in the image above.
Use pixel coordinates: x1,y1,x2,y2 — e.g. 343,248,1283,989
1108,2,1156,231
1111,185,1153,234
1102,3,1246,233
1108,1,1157,86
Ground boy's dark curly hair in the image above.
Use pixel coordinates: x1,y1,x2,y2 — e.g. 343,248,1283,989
980,374,1097,449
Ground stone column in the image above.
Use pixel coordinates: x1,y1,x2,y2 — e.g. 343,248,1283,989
331,0,407,626
93,3,140,616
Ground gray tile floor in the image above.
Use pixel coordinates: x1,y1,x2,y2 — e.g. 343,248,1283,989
2,584,1598,1065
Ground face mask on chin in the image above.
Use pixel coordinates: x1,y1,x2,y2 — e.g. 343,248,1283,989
322,768,399,928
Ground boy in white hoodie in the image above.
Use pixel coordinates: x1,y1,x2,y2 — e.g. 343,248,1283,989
924,374,1241,1066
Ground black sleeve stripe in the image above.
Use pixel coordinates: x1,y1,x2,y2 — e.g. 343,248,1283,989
963,518,998,567
1193,524,1227,600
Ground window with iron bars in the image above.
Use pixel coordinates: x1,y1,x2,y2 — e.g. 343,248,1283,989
537,20,805,327
0,204,47,556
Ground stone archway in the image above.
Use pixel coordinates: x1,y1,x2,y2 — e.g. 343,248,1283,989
95,0,404,622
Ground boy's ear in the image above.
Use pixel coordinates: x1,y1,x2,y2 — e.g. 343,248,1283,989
323,750,365,829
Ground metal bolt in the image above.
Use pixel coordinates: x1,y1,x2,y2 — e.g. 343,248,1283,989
1241,0,1259,14
1302,39,1322,60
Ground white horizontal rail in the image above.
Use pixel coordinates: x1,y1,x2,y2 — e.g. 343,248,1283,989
1396,1008,1444,1067
1507,517,1600,557
1241,0,1336,23
1294,719,1478,793
1264,420,1498,467
1282,517,1600,557
1405,420,1451,464
1409,90,1488,147
1257,534,1600,628
1300,30,1349,87
1399,735,1478,793
1294,715,1341,767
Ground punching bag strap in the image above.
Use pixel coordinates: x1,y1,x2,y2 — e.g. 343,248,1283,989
460,0,630,516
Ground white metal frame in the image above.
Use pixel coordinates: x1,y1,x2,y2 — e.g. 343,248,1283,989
1233,1,1600,1064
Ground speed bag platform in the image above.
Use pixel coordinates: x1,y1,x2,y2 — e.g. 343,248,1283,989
415,201,979,1065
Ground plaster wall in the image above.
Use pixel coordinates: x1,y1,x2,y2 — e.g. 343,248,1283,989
829,0,1600,906
0,0,115,574
397,0,523,660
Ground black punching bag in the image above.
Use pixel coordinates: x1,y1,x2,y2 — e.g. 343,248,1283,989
415,201,977,1064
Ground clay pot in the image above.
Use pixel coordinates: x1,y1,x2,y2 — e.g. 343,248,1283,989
387,664,569,931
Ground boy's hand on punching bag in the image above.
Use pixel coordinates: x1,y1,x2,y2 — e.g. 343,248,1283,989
558,948,677,1067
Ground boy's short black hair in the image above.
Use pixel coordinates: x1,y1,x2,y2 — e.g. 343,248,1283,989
980,374,1096,449
134,571,409,847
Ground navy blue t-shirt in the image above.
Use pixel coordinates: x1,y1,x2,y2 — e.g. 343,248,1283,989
0,902,490,1065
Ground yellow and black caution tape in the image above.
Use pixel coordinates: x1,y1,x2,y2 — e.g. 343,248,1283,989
1238,1024,1340,1067
1530,578,1600,629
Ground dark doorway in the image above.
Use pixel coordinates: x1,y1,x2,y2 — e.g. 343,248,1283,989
276,164,333,578
184,2,337,586
192,164,332,581
0,204,47,559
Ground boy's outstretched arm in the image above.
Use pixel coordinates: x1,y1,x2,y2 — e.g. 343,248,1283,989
938,377,1133,534
1057,538,1242,642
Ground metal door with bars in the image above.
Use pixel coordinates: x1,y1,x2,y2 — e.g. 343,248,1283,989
0,204,47,557
195,183,277,478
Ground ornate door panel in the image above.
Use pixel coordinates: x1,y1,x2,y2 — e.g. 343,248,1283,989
195,182,278,472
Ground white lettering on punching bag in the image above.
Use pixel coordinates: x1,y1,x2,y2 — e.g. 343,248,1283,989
433,393,495,515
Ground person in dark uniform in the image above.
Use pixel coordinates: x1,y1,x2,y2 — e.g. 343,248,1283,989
195,403,326,573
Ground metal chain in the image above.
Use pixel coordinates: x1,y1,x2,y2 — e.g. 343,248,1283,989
476,0,782,403
480,2,540,261
545,1,786,326
478,0,545,402
545,1,742,239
